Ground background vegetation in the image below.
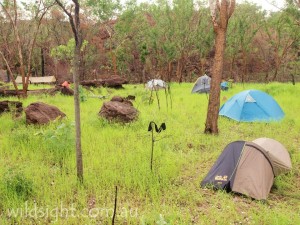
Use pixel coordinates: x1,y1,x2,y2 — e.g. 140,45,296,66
0,0,299,83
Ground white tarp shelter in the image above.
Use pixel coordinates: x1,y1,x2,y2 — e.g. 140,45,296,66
15,76,56,84
145,79,167,90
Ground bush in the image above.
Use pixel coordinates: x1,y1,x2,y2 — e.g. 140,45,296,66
2,168,34,201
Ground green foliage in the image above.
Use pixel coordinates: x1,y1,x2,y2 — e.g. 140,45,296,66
1,168,34,202
85,0,121,21
79,85,88,102
50,38,89,61
112,0,213,77
34,122,75,167
226,2,264,58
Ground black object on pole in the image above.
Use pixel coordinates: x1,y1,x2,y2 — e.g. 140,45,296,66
148,121,166,171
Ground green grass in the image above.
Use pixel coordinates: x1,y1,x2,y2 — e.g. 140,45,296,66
0,82,299,224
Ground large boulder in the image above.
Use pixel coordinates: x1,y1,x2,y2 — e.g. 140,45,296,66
0,100,23,116
99,96,138,123
25,102,66,125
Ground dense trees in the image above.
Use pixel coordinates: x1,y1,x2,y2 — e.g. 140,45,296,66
0,0,53,96
0,0,299,84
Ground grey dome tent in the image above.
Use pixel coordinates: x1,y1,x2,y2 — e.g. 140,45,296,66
201,140,292,200
191,74,211,93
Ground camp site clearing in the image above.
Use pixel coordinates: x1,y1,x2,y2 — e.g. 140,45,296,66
0,82,299,224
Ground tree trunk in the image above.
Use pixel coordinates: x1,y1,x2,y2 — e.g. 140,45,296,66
74,43,83,182
176,56,184,83
272,64,279,81
204,29,226,134
264,70,269,83
41,48,45,77
168,61,172,82
55,0,84,182
205,0,235,134
142,67,146,83
242,49,247,81
112,52,117,76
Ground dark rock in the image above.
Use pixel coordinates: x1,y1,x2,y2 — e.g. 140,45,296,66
103,76,127,88
99,96,138,123
80,76,128,89
61,87,74,96
80,80,103,87
111,96,133,106
0,100,23,116
111,96,124,102
25,102,66,125
125,95,135,101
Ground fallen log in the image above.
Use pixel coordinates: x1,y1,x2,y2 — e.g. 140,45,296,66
80,76,128,89
0,89,23,97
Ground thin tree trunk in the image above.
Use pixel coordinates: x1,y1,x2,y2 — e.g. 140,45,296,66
74,46,83,182
176,56,184,83
242,49,247,81
55,0,83,182
205,29,226,134
168,61,172,82
265,70,269,83
112,52,117,76
41,48,45,77
0,51,19,92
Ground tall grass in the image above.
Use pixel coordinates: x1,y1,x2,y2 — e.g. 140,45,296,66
0,82,299,224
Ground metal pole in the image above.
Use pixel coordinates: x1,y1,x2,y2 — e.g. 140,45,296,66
150,128,154,171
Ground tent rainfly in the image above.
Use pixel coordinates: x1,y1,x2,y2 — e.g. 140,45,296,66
252,138,292,176
15,76,56,84
201,139,292,200
219,90,284,122
191,74,211,93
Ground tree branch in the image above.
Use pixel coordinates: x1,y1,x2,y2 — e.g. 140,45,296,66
25,2,54,88
0,51,19,92
73,0,80,43
1,0,26,92
55,0,78,44
219,0,229,29
228,0,236,19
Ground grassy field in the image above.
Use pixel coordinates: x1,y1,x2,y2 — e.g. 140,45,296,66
0,82,299,224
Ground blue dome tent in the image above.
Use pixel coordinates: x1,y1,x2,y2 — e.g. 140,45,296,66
221,82,229,91
219,90,284,122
